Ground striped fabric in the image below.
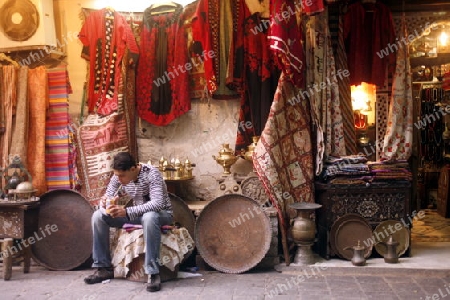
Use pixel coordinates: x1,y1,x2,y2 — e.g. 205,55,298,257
45,66,71,190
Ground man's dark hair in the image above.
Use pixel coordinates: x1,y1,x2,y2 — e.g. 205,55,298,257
113,152,137,171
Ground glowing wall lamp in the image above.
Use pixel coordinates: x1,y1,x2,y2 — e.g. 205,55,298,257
351,83,375,146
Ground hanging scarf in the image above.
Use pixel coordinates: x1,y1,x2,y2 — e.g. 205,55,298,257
380,17,413,161
305,9,345,174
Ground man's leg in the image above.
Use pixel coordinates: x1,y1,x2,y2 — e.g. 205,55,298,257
85,209,128,284
141,210,172,292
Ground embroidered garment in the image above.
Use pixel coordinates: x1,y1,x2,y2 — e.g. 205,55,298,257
78,8,139,116
191,0,217,93
343,1,396,86
192,0,238,99
182,1,207,100
136,5,191,126
253,73,315,239
230,0,281,153
268,0,304,87
380,21,413,162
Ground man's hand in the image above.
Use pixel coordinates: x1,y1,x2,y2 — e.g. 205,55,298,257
108,205,127,218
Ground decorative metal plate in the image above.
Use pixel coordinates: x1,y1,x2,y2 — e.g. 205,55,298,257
240,175,271,207
31,189,93,271
374,220,410,257
330,213,373,260
195,194,271,274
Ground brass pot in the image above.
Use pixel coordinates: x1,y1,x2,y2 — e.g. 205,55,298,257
240,136,260,161
213,144,238,175
289,202,322,265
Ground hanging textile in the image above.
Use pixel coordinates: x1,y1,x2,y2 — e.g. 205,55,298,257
27,66,48,195
380,19,413,162
76,49,138,206
182,0,207,100
230,0,281,153
305,8,345,174
45,65,72,190
0,65,17,169
216,0,239,99
10,66,28,164
78,7,139,116
136,4,191,126
191,0,217,94
303,0,325,15
343,1,396,87
268,0,304,87
253,73,315,264
333,4,357,155
191,0,238,99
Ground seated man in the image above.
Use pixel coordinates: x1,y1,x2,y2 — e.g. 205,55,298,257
84,152,173,292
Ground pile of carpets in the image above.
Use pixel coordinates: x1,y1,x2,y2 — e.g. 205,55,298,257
368,160,412,182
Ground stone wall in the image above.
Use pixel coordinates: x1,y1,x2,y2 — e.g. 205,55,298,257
137,99,254,202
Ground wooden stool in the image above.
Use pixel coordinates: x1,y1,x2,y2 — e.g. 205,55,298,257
1,238,32,280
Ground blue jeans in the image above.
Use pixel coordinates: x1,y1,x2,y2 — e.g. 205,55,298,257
90,208,173,275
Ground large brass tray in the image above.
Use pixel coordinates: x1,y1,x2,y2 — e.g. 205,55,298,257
195,194,271,273
31,189,93,270
374,220,410,257
330,213,373,260
169,193,195,240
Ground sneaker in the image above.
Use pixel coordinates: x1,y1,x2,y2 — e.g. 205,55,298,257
84,267,114,284
147,274,161,292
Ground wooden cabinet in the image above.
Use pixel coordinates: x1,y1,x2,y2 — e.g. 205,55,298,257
314,181,412,259
437,165,450,218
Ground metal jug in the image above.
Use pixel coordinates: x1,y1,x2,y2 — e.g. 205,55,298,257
344,241,366,266
379,235,399,264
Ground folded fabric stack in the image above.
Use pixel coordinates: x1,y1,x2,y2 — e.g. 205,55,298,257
320,156,412,184
368,161,412,182
321,155,371,182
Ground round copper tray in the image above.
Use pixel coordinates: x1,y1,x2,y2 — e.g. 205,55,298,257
195,194,271,273
169,193,195,240
374,220,410,257
330,213,373,260
31,189,94,271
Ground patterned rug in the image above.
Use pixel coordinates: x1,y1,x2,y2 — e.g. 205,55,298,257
412,209,450,242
